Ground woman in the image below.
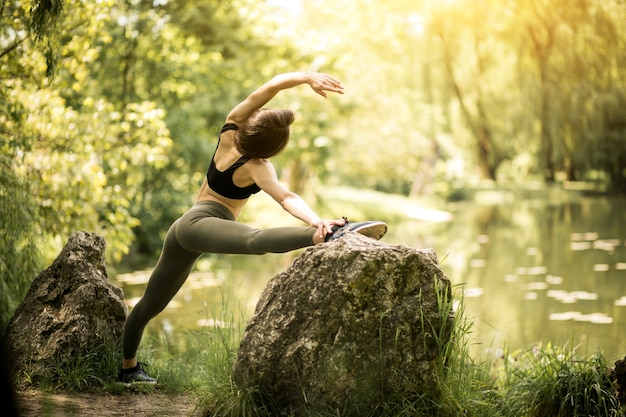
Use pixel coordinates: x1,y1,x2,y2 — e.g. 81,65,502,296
117,72,387,384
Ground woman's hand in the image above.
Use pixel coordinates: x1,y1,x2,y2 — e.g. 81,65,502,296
311,217,348,242
306,73,344,98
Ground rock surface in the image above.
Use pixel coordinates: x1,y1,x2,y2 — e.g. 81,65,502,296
611,356,626,406
5,231,127,381
232,233,453,415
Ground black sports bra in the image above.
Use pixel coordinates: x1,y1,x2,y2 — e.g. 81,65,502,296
206,123,261,200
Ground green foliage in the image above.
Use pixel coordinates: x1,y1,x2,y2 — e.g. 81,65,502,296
20,336,121,392
424,284,503,417
278,0,626,195
0,0,59,330
29,0,64,40
503,344,620,417
81,0,341,260
2,0,326,324
0,127,41,329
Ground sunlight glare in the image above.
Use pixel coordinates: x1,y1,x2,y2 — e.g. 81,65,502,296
267,0,302,14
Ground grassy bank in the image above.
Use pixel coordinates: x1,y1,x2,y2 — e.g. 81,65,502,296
154,288,622,416
15,286,623,417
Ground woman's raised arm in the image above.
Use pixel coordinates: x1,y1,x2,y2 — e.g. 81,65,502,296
226,72,343,125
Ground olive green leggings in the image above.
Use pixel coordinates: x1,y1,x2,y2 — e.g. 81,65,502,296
122,201,316,360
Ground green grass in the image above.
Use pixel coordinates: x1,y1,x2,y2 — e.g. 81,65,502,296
98,291,626,416
20,336,122,392
15,286,623,417
502,343,620,417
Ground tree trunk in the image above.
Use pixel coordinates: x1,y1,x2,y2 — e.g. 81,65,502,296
539,63,555,182
527,2,557,183
442,42,497,180
286,159,309,196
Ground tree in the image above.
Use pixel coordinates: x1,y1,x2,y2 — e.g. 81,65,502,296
1,0,173,326
85,0,341,260
302,0,626,192
1,0,65,328
513,0,626,189
429,0,514,181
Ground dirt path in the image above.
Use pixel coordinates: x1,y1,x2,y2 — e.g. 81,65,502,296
15,389,205,417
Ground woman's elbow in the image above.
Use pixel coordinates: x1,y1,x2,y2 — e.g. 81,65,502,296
279,193,299,209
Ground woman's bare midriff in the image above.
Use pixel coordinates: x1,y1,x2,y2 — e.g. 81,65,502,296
195,178,247,219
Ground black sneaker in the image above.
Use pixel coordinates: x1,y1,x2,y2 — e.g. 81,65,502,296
116,362,157,386
325,218,388,242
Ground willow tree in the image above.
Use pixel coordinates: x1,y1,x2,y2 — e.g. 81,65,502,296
268,0,626,194
1,0,65,328
428,0,518,181
513,0,626,188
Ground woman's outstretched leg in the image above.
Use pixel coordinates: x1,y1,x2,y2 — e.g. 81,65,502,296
176,202,317,255
119,220,201,383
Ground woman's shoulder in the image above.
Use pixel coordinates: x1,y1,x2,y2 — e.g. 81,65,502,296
245,156,271,168
246,158,279,188
240,157,273,176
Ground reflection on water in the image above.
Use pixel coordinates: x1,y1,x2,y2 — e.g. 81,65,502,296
422,195,626,360
115,195,626,360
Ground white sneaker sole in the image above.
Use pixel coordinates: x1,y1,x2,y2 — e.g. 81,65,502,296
351,222,388,240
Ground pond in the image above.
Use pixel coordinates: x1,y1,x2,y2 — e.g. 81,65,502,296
116,194,626,361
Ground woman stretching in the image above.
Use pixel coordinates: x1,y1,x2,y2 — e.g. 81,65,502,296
117,72,387,384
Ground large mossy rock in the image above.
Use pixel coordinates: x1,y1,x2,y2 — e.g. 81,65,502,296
232,233,453,415
5,231,127,382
